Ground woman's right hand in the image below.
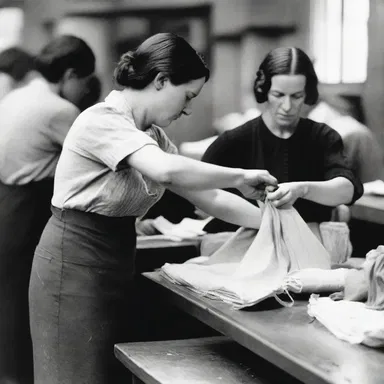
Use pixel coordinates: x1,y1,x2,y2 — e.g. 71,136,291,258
238,170,278,200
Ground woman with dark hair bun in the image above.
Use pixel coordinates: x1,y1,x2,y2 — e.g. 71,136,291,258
203,46,363,234
29,33,277,383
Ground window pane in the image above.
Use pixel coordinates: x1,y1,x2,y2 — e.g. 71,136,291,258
342,0,369,82
311,0,369,84
324,0,342,83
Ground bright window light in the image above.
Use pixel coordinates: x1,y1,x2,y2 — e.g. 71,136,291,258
311,0,369,84
0,7,24,52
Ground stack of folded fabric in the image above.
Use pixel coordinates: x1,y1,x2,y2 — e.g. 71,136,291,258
161,201,333,309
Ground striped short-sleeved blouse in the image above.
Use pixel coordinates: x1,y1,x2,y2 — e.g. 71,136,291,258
52,90,177,217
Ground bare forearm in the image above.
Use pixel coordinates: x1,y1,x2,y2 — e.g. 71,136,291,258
300,177,354,206
165,154,244,190
170,187,262,229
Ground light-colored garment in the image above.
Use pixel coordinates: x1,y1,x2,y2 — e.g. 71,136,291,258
308,295,384,348
52,90,177,217
161,202,331,309
308,102,383,183
0,77,79,184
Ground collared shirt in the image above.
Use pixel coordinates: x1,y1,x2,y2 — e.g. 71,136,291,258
52,90,178,217
0,77,80,184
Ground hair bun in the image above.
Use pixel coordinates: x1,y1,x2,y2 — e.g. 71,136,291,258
120,52,135,67
256,69,265,82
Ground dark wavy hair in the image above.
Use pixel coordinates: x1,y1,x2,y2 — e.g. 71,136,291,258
35,35,95,83
254,47,318,105
114,33,210,89
0,47,35,81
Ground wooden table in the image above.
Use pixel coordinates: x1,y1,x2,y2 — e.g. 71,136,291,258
137,235,201,250
350,194,384,224
143,271,384,384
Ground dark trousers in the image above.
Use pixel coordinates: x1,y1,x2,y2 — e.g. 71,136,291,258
29,207,137,384
0,179,53,384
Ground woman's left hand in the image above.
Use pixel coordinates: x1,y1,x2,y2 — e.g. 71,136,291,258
266,182,307,209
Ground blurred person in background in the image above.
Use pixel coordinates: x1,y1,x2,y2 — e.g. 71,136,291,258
64,72,102,112
0,35,95,384
0,47,36,101
29,32,277,384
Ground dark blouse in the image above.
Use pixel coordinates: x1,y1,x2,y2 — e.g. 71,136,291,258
202,116,363,232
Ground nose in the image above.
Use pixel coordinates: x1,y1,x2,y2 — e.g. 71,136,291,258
281,96,292,112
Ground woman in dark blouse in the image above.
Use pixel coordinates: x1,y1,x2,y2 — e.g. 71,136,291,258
202,47,363,232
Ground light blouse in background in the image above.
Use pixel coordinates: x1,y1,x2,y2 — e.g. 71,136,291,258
0,77,79,185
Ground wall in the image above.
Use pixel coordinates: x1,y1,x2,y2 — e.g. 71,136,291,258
363,0,384,151
16,0,312,145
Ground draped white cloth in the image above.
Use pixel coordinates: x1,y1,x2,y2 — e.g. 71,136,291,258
161,202,332,309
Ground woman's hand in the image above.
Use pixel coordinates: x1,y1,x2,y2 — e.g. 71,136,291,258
238,170,278,200
266,182,308,209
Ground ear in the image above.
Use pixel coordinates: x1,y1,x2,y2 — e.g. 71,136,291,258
153,72,169,91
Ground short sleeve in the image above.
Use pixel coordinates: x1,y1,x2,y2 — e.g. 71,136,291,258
202,132,232,167
321,125,364,204
69,107,158,171
148,125,178,155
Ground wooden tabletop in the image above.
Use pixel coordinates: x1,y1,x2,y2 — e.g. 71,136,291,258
115,336,301,384
137,236,201,250
143,271,384,384
350,194,384,224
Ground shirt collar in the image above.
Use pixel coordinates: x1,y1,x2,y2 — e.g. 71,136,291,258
105,90,132,117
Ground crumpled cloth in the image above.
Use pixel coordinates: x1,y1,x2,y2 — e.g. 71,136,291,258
319,222,352,264
161,201,331,309
330,245,384,303
308,295,384,348
366,250,384,310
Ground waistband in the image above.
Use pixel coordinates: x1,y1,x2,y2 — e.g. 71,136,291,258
51,205,135,229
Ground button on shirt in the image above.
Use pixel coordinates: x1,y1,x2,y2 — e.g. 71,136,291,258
52,90,178,217
0,77,80,184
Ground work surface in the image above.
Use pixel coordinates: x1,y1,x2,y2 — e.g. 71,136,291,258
143,271,384,384
350,194,384,224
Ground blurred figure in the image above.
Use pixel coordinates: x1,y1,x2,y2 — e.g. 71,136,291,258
0,47,36,100
0,35,95,384
307,98,384,183
63,73,102,111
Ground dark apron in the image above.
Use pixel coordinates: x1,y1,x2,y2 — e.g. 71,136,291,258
0,179,54,384
29,206,137,384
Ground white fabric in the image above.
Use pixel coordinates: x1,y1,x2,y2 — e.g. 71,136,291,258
150,216,212,241
308,295,384,348
319,222,352,264
286,268,348,293
161,201,331,309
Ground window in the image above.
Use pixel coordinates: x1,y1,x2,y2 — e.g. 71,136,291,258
0,7,24,51
311,0,369,84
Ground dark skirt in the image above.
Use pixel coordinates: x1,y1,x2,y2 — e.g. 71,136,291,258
29,206,137,384
0,179,53,384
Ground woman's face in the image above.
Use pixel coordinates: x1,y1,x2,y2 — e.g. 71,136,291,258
152,76,205,128
265,74,306,128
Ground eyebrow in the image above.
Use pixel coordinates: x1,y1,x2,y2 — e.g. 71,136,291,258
271,90,305,96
